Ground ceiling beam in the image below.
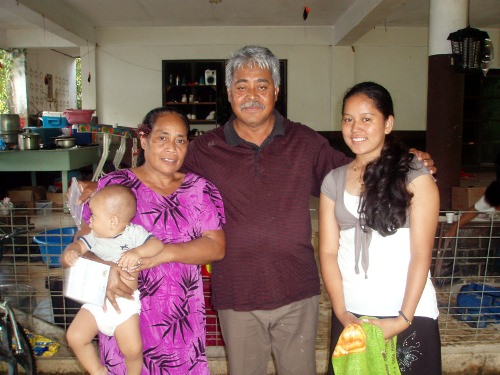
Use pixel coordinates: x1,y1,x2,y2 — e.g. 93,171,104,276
0,0,96,46
333,0,408,46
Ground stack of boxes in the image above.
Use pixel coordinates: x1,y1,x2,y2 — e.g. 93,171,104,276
451,187,486,210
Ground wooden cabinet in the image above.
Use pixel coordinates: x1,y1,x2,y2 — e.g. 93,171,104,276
162,60,228,130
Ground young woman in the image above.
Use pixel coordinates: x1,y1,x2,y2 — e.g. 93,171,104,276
320,82,441,374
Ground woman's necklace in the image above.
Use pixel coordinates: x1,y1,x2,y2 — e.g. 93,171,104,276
353,161,366,194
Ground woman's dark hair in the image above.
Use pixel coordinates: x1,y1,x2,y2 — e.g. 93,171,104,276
342,81,394,119
343,82,415,236
484,180,500,208
136,106,190,166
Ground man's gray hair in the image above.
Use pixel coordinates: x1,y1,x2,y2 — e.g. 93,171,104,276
225,45,281,88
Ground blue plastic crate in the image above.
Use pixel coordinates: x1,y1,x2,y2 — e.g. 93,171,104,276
33,226,77,267
456,283,500,328
42,116,69,128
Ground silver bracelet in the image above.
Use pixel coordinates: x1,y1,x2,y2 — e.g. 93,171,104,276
398,310,412,325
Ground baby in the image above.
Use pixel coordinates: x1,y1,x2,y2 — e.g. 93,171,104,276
62,184,163,375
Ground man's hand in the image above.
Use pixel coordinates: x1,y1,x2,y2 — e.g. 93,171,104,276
409,148,436,174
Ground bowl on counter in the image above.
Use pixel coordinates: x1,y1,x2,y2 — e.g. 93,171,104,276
63,109,95,125
54,136,76,148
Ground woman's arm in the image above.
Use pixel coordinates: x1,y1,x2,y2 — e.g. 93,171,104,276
106,229,225,311
319,192,359,328
371,173,440,339
137,229,225,270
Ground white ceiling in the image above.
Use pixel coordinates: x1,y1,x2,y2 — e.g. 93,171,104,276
0,0,499,48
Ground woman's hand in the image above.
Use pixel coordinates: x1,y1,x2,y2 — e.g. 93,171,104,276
105,264,135,313
130,254,160,272
337,310,362,328
364,316,409,340
118,250,142,271
65,180,98,205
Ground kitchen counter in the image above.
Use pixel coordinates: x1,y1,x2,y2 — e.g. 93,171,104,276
0,146,103,208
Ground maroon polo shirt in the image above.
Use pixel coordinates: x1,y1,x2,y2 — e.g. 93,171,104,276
183,110,351,311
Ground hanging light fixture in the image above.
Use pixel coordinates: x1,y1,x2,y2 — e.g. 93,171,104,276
447,1,494,76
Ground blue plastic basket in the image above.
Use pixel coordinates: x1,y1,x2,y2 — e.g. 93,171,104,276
33,227,77,267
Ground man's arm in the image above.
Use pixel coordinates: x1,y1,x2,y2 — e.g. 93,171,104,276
445,207,479,238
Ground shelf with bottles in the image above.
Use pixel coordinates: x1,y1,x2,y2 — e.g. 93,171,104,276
164,85,217,105
162,59,229,125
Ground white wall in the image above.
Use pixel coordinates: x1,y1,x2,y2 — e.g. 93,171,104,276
352,27,430,131
25,48,78,115
75,25,499,131
83,26,335,129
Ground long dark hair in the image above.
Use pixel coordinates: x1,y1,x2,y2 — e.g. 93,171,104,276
343,82,414,236
136,106,189,166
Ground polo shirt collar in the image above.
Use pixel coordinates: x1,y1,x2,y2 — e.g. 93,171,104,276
224,109,285,147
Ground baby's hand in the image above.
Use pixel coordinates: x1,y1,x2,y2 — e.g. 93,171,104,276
118,251,141,271
64,249,81,267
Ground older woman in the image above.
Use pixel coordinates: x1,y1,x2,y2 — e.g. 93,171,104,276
62,107,225,374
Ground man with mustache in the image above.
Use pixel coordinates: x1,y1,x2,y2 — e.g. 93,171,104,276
183,45,433,374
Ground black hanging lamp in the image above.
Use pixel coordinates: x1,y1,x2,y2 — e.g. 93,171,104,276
447,1,494,76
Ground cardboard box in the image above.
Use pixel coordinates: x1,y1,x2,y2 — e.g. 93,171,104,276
8,186,47,213
46,192,64,208
451,187,486,210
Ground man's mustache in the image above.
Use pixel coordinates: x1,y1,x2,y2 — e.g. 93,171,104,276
240,101,265,110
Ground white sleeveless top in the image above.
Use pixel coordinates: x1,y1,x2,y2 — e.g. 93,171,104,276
321,160,439,318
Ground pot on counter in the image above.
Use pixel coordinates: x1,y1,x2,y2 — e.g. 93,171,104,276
0,114,21,144
18,129,40,150
54,136,76,148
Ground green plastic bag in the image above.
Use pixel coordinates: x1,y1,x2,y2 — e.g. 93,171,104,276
332,317,401,375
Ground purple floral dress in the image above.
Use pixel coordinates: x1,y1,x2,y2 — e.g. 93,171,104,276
82,170,225,374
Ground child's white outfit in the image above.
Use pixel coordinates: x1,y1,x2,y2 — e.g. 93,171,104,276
78,224,153,336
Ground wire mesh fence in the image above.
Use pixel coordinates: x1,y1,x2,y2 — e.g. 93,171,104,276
0,207,226,348
432,212,499,344
0,208,498,353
